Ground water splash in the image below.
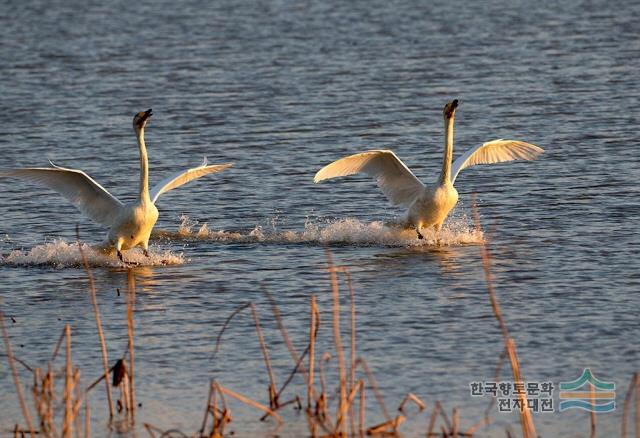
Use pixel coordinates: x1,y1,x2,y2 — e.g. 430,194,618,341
0,240,185,268
0,214,482,269
163,214,484,247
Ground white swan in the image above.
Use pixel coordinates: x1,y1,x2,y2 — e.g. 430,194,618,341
0,109,232,261
314,99,544,239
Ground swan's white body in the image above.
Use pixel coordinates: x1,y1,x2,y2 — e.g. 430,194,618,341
314,100,544,238
0,109,232,260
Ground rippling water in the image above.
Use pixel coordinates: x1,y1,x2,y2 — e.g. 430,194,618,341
1,0,639,436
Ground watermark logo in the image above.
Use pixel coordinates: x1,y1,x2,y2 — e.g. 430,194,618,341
470,369,616,414
559,368,615,413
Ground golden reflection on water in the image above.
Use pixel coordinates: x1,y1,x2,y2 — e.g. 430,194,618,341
374,244,469,275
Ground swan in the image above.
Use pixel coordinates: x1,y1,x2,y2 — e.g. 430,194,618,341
314,99,543,239
0,109,232,261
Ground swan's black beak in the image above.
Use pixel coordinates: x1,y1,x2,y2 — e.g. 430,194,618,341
444,99,459,118
133,108,153,129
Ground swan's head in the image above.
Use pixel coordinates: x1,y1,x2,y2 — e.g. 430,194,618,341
443,99,458,119
133,109,153,130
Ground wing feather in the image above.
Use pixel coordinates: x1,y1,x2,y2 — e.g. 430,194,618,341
0,165,124,227
314,150,424,207
150,157,232,204
450,140,544,184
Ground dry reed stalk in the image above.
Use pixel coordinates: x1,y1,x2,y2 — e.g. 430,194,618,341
313,353,336,433
398,393,426,414
49,329,66,364
472,201,536,438
0,353,33,373
332,267,357,395
318,394,334,432
143,423,162,437
426,401,447,437
0,312,36,437
309,406,335,437
335,266,358,437
199,380,215,435
63,325,73,438
237,295,309,417
76,227,114,417
483,346,507,419
464,416,492,436
304,410,318,438
37,366,57,438
273,347,309,407
126,270,136,416
211,382,219,436
72,382,85,438
505,338,535,438
216,381,229,414
359,379,365,437
260,396,302,422
84,362,117,393
216,413,233,436
213,302,251,356
451,407,459,437
622,373,638,438
317,352,331,421
264,287,309,380
31,368,43,437
266,294,319,407
354,357,391,423
249,303,278,408
325,249,347,435
365,414,405,435
334,379,364,433
203,382,231,437
206,383,231,438
314,406,336,438
307,295,318,409
121,369,131,413
73,369,82,438
215,383,283,424
216,410,232,437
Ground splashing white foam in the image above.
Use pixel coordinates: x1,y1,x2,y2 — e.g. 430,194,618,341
0,240,185,268
166,214,484,247
0,213,482,269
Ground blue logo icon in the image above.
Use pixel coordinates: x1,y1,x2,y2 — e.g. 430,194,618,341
559,368,615,413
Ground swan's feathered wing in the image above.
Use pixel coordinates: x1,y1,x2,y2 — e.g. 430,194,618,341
314,150,425,207
0,163,124,227
150,158,233,204
450,140,544,184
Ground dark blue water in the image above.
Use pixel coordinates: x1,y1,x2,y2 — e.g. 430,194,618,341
1,0,639,436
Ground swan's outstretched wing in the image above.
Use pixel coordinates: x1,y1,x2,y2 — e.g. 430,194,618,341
451,140,544,184
0,163,124,227
314,150,425,207
150,157,233,204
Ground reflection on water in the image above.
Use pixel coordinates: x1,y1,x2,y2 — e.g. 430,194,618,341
373,244,467,275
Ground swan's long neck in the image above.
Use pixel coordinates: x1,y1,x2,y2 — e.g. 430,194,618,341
136,127,151,202
439,115,455,185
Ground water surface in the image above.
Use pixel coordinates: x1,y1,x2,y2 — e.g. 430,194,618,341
1,0,639,436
